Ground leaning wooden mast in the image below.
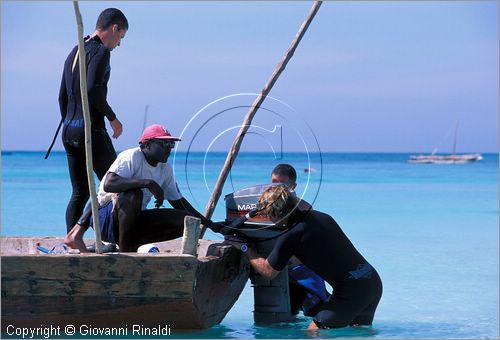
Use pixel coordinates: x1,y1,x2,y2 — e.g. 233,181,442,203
200,1,323,238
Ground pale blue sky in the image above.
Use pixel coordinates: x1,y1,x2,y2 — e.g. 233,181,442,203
1,1,498,153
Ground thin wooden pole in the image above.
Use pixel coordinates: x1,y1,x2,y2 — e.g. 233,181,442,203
142,104,149,131
453,120,459,155
73,1,103,253
200,1,323,238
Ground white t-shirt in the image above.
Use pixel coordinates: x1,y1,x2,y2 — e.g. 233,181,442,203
97,147,182,210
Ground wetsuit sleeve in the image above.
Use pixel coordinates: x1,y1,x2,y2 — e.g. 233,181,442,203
86,48,117,122
267,230,298,271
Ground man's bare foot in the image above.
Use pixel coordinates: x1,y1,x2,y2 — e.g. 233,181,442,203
64,224,89,253
307,320,319,330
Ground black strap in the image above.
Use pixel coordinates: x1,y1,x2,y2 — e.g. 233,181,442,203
44,119,63,159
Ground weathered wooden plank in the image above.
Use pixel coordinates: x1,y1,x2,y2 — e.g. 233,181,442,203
2,277,194,298
1,254,197,282
2,296,204,329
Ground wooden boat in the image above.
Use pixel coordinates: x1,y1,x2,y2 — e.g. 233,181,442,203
408,120,482,164
1,236,249,331
407,153,483,164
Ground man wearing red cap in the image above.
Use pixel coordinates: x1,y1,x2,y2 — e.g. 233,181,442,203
65,124,213,252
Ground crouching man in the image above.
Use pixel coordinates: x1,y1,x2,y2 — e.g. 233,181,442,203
65,124,212,252
224,184,382,329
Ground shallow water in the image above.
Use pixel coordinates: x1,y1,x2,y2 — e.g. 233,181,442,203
1,151,498,338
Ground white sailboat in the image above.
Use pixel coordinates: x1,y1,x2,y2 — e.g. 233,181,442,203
408,121,483,164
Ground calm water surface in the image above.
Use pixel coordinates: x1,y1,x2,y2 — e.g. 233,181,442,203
1,151,498,338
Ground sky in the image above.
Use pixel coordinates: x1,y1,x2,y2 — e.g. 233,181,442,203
1,1,498,153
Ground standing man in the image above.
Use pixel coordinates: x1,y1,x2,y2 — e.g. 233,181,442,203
58,8,128,232
225,185,383,329
65,124,213,253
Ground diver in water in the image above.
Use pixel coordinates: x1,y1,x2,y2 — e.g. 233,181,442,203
271,164,329,317
224,185,383,329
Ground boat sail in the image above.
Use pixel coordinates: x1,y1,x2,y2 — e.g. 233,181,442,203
408,121,483,164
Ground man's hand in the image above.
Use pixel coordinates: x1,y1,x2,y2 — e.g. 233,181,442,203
208,222,226,233
223,235,248,248
146,180,164,208
110,118,123,139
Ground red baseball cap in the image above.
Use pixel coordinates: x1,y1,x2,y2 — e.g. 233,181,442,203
140,124,181,144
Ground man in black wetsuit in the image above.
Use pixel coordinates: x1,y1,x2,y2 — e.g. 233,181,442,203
271,164,329,317
225,185,383,329
58,8,128,232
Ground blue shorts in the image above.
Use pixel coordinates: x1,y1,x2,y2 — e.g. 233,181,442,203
89,201,116,244
289,264,330,316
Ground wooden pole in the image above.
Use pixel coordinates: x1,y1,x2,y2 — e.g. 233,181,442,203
73,1,103,253
200,1,323,238
142,104,149,131
181,216,201,256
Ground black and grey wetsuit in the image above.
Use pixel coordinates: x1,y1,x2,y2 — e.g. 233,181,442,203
267,210,383,328
58,35,117,232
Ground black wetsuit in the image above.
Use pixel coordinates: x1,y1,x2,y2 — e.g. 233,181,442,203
58,35,117,232
267,210,383,328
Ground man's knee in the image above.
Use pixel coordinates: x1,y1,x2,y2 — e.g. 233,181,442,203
117,189,143,211
313,309,353,329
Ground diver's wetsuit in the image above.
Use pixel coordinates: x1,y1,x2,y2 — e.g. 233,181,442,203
58,35,117,232
267,210,383,328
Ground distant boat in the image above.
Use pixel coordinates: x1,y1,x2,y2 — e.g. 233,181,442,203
408,153,483,164
408,120,482,164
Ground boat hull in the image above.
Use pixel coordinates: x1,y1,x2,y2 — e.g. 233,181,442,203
1,237,249,330
407,153,483,164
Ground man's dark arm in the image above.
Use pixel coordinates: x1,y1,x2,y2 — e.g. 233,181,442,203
223,239,280,280
104,172,164,208
168,198,212,227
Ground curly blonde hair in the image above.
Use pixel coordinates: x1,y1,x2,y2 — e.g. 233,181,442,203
258,184,298,223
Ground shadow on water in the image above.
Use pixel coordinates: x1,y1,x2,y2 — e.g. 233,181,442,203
251,323,379,339
117,315,380,339
170,323,378,339
169,319,497,339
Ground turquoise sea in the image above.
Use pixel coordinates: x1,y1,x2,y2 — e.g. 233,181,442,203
1,151,498,339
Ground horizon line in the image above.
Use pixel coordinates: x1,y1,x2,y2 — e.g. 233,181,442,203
1,150,497,155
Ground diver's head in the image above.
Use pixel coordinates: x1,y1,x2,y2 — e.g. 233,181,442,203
258,184,298,227
271,164,297,190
